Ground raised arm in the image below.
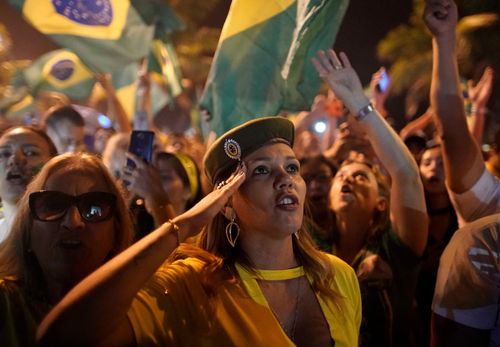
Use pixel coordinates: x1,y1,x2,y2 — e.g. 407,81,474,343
94,73,133,134
122,152,176,226
399,109,434,140
466,66,494,143
424,0,485,194
37,164,246,346
369,67,391,119
313,50,428,255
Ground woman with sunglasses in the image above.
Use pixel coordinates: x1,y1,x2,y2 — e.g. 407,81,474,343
0,152,134,346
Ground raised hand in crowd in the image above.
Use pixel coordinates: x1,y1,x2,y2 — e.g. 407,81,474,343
122,151,176,226
369,67,391,118
94,73,132,133
424,1,500,345
313,49,428,347
467,66,494,142
313,49,428,255
424,0,500,221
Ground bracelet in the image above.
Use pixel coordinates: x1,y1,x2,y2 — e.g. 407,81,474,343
168,219,181,243
355,103,375,121
471,105,487,114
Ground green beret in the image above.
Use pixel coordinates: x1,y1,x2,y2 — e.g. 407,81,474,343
204,117,295,184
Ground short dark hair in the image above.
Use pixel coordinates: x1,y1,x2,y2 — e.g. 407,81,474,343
299,155,338,177
403,134,427,151
45,105,85,129
1,125,58,157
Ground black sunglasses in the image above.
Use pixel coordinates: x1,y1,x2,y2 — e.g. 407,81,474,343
29,191,117,223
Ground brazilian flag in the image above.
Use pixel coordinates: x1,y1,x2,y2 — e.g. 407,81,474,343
8,0,154,73
3,94,36,122
106,63,171,121
89,62,170,121
135,0,185,100
18,49,95,100
148,39,183,99
200,0,349,135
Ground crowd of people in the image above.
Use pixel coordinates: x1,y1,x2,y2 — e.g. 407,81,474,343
0,0,498,346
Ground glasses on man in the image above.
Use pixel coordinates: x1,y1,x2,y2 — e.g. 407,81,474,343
29,191,116,223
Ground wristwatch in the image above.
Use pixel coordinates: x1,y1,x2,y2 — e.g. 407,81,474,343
355,103,375,121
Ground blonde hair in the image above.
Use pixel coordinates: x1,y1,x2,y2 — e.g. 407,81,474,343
195,214,340,303
0,153,134,298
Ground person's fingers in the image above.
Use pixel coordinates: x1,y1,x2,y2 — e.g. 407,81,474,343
129,168,144,180
216,162,246,192
312,57,328,77
315,50,332,72
423,3,444,22
339,52,352,68
467,79,475,92
326,49,342,70
434,3,449,19
227,163,246,188
481,67,494,85
125,152,147,170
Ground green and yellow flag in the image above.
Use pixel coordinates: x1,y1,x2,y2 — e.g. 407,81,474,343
200,0,349,135
3,94,36,122
90,63,170,121
148,39,183,98
8,0,154,73
138,0,185,100
19,49,95,100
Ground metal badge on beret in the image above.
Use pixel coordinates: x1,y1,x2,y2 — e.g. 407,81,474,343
223,138,241,161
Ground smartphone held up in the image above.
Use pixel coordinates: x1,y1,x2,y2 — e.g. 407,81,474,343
126,130,155,168
376,69,390,93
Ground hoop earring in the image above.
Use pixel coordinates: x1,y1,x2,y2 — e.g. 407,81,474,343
225,217,240,247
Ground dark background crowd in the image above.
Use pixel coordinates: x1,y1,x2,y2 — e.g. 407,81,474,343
0,0,499,346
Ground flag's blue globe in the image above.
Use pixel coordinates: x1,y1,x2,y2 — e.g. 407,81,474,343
52,0,113,26
50,59,75,81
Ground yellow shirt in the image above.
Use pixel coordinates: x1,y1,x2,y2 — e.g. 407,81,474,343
128,254,361,346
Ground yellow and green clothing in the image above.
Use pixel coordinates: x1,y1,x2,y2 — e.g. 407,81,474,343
128,254,361,346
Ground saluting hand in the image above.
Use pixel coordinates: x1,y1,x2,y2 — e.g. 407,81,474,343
175,163,247,240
